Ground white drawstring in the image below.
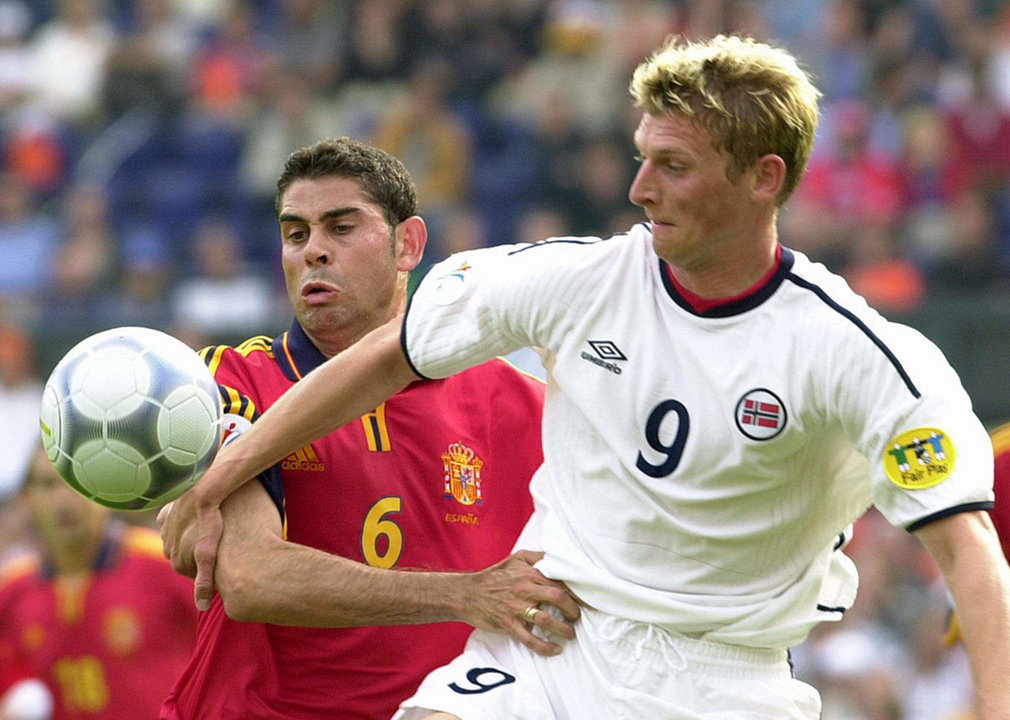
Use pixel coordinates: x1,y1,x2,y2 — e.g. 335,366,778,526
592,612,688,671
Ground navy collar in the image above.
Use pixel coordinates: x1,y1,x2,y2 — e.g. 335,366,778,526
272,318,328,382
660,247,795,318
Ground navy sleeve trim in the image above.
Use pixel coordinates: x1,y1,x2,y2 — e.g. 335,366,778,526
785,274,921,399
816,604,847,614
255,465,285,523
400,275,432,381
905,501,995,533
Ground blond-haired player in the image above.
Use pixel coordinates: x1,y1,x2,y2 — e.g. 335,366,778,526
164,36,1010,719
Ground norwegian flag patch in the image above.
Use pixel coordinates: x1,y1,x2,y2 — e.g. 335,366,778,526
735,388,787,440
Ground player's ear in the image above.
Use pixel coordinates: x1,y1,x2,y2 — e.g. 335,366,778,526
752,153,786,203
395,216,427,272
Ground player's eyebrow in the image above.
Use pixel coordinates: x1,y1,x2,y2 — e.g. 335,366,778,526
278,206,362,224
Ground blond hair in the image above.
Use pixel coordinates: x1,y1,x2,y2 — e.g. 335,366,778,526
630,34,820,204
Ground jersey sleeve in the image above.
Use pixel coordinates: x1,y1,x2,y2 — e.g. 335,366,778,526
829,320,994,530
199,345,285,521
988,422,1010,559
402,240,590,379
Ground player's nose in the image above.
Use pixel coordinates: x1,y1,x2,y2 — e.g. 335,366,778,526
303,228,332,265
628,163,657,207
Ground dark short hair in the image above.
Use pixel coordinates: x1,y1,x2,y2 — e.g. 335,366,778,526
275,137,418,227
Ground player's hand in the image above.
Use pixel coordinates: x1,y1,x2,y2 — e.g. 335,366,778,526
158,488,223,611
190,500,224,611
461,549,580,657
157,501,198,578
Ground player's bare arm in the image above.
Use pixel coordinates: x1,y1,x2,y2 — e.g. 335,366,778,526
914,511,1010,719
202,478,578,656
160,314,415,608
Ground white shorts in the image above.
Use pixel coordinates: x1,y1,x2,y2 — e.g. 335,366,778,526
393,606,821,720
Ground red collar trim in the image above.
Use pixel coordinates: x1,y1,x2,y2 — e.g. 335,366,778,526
665,245,783,314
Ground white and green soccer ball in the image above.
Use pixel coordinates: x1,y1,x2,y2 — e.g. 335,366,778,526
40,327,222,510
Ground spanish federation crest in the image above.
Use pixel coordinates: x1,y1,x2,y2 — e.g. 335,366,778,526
442,442,484,506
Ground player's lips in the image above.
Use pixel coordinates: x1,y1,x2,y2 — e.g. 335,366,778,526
301,281,339,305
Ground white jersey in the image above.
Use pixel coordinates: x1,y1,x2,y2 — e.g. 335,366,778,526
402,223,994,649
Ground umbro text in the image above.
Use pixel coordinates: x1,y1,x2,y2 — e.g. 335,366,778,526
580,351,622,375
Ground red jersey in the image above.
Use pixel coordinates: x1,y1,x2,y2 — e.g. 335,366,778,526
0,523,198,719
989,422,1010,562
163,320,544,720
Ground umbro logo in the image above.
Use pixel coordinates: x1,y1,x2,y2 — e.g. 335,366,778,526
280,445,326,472
580,340,626,375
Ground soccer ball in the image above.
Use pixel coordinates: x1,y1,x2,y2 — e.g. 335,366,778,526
39,326,222,511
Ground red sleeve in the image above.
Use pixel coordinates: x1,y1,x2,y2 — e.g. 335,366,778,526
990,423,1010,561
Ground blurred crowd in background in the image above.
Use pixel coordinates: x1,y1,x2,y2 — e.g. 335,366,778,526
1,1,1009,718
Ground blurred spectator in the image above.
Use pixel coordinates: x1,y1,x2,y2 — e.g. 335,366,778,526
0,322,42,501
494,0,624,135
438,206,488,257
343,0,410,83
0,172,58,319
941,56,1010,199
48,182,117,329
3,110,68,196
515,203,570,245
809,0,869,102
923,188,1008,295
987,4,1010,110
271,0,348,93
900,593,973,720
126,0,200,92
782,99,907,270
25,0,117,125
798,625,905,720
523,92,589,227
842,225,926,315
901,106,956,266
402,0,536,104
371,56,472,220
567,134,635,236
190,0,270,118
99,0,198,121
0,445,199,719
97,226,174,329
607,0,681,73
0,0,33,120
240,71,341,203
171,217,283,338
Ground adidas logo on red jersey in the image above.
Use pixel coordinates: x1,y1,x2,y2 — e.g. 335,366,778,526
280,445,325,472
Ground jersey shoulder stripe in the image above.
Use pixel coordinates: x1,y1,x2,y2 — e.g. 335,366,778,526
199,337,274,376
235,335,274,356
992,422,1010,454
219,384,257,421
784,273,921,399
199,344,228,374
